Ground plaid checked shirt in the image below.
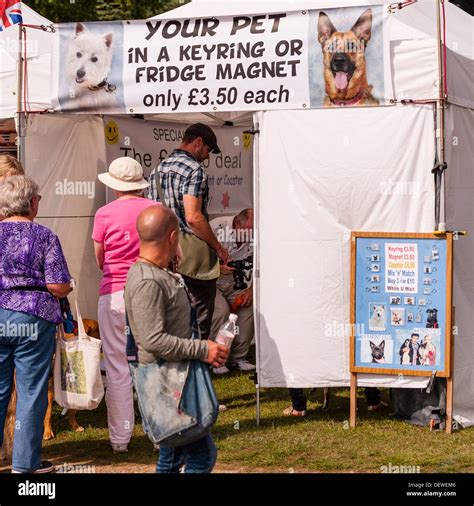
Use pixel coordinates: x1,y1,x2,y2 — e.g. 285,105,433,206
148,149,209,233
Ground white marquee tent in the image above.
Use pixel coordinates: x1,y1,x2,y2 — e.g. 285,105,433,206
0,0,472,426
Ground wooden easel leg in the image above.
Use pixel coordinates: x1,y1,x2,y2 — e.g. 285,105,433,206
446,306,455,434
446,376,453,434
350,373,357,428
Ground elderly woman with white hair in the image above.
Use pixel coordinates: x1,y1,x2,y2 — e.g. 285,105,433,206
0,175,72,474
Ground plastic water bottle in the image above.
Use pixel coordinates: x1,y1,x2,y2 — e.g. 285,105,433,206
216,313,238,349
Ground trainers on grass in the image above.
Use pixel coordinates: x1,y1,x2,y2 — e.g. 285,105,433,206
111,443,128,453
234,359,256,372
12,460,55,474
212,365,230,375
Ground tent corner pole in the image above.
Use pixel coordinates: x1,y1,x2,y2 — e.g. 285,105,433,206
435,0,447,229
16,23,26,165
256,379,260,427
253,111,261,427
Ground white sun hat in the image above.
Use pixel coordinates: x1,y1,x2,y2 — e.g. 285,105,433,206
98,157,149,191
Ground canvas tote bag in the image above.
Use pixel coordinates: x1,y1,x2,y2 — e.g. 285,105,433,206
54,300,104,410
154,171,220,280
126,275,219,448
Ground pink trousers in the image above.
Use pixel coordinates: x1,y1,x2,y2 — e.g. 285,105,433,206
98,291,134,445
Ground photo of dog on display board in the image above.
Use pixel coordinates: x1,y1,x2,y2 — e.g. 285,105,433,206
368,303,386,331
360,336,393,365
396,329,441,367
57,22,126,113
390,308,405,326
426,308,439,328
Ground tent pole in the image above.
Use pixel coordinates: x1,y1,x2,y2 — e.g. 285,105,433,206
435,0,446,229
16,23,26,165
253,112,261,427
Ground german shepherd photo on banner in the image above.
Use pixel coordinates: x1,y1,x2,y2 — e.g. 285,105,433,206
308,5,386,107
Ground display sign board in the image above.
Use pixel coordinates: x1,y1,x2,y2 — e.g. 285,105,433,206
103,116,253,215
350,232,453,377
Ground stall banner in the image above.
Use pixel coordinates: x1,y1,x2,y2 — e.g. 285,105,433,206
103,116,253,215
51,6,392,114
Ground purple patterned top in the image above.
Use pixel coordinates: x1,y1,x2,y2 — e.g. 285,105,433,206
0,222,71,323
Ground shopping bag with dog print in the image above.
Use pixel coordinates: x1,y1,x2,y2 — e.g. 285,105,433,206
54,301,104,410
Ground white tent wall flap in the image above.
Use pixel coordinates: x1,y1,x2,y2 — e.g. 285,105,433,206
445,104,474,427
256,105,437,390
24,113,106,319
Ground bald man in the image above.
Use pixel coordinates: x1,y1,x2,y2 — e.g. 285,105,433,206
124,205,228,473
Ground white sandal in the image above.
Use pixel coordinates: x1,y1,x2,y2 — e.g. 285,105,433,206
282,406,307,417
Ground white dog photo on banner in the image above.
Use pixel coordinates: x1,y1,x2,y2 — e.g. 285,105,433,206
56,22,126,113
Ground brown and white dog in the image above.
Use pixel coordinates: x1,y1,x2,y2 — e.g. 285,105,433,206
317,8,379,107
1,319,100,465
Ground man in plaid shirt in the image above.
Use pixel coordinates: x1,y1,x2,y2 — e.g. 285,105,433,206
148,124,228,340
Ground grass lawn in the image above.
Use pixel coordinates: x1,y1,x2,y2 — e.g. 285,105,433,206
28,371,474,474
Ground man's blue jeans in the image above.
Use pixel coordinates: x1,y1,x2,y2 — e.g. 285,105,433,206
156,432,217,473
0,308,56,472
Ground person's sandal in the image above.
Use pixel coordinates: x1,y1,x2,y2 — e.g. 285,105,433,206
367,400,389,412
282,406,307,417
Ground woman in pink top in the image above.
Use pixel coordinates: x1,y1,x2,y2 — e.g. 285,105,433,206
93,157,157,453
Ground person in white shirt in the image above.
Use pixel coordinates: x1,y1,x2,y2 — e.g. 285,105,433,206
209,209,255,374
